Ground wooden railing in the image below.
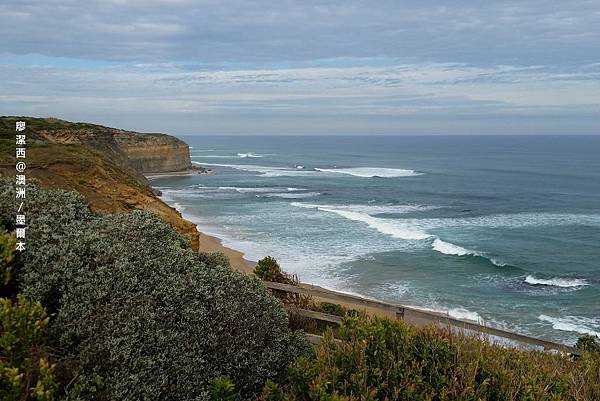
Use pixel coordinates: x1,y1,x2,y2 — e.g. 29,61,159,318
264,280,580,356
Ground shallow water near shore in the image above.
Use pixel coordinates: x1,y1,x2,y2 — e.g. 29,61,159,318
151,135,600,344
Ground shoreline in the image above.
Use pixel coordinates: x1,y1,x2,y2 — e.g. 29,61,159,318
146,173,581,350
146,172,254,273
149,178,400,316
154,191,578,352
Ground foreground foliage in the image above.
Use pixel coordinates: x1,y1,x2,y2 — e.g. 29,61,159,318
0,295,57,401
0,179,309,400
2,178,599,401
268,316,600,401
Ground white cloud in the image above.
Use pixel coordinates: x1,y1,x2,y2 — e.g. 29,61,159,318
1,61,598,134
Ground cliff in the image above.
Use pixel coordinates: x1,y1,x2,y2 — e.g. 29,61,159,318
0,117,194,175
114,132,192,173
0,117,206,251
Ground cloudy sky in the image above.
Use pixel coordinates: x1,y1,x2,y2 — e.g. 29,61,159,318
1,0,599,134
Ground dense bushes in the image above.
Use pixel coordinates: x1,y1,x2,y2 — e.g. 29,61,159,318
272,316,600,401
0,179,309,400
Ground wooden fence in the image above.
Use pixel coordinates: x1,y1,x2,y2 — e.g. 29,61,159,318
264,280,580,356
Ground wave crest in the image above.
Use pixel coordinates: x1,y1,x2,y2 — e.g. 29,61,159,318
431,238,474,256
538,315,600,337
525,275,589,288
315,167,421,178
237,152,263,158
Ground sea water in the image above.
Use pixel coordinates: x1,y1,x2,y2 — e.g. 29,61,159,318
152,135,600,344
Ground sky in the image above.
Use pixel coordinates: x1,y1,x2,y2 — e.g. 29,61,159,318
1,0,599,135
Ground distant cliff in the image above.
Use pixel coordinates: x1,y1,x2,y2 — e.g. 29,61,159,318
0,117,194,175
114,133,192,173
0,116,204,248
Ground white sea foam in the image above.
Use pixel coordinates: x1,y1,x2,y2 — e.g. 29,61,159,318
260,192,321,199
291,202,510,265
160,185,309,198
409,304,485,324
449,308,484,323
195,162,316,177
538,315,600,337
291,203,432,240
237,152,263,158
216,186,286,193
314,167,422,178
191,155,235,158
525,275,589,288
431,239,508,266
290,202,435,215
419,213,600,230
431,238,473,256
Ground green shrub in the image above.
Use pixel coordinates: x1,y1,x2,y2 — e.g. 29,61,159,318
209,376,236,401
0,230,16,286
254,256,286,282
0,294,57,401
0,179,310,400
260,380,284,401
278,316,599,401
317,302,347,317
576,335,600,354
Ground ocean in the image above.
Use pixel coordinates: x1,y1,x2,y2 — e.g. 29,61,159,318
151,135,600,345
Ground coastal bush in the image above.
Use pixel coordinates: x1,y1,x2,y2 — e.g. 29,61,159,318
271,315,600,401
576,334,600,354
209,376,236,401
254,256,287,282
0,229,16,286
0,179,310,400
0,294,58,401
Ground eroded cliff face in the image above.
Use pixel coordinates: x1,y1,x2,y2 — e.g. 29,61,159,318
114,133,192,173
0,117,202,249
2,118,193,175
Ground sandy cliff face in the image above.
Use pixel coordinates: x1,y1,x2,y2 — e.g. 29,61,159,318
0,117,235,264
114,133,192,173
6,118,193,175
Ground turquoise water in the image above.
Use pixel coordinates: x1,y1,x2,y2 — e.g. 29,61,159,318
151,135,600,344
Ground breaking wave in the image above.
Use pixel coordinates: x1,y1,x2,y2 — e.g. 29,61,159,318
448,308,484,323
314,167,422,178
525,275,589,288
194,162,316,177
431,238,506,266
538,315,600,337
260,192,321,199
291,203,507,266
431,238,474,256
237,152,263,158
196,163,423,178
291,202,432,240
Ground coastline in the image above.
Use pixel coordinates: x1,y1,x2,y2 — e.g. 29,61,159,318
150,181,467,321
148,175,401,316
150,179,587,352
145,170,254,273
